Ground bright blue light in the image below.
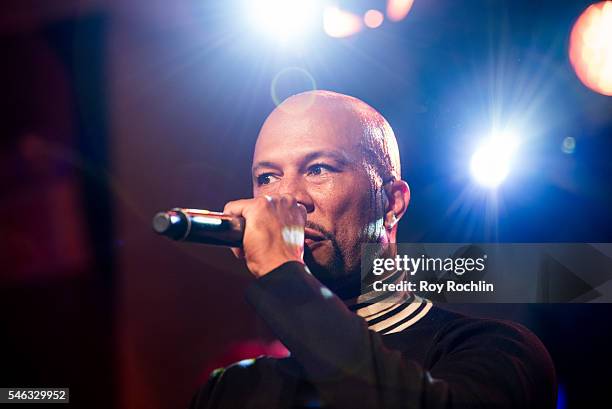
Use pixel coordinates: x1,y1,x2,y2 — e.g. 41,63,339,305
247,0,320,44
470,132,520,188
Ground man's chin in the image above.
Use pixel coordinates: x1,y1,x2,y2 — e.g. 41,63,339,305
303,243,360,299
304,241,334,273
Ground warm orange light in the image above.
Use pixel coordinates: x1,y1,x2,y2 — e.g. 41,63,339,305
323,6,363,38
569,1,612,96
386,0,415,22
364,9,384,29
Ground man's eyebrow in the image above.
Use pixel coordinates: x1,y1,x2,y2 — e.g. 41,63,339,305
301,150,353,165
252,150,354,174
252,161,281,174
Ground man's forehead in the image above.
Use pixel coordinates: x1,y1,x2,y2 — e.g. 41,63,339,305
254,100,366,156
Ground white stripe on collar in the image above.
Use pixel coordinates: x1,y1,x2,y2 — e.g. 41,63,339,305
344,270,432,334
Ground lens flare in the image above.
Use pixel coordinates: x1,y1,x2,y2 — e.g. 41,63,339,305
569,1,612,96
386,0,415,22
364,10,384,29
323,6,363,38
270,66,317,110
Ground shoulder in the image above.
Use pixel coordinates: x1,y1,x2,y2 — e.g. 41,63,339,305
188,357,271,409
435,309,552,361
208,356,271,382
418,306,550,353
188,355,302,409
428,307,557,406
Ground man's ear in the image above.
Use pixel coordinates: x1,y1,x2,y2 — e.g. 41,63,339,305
383,179,410,231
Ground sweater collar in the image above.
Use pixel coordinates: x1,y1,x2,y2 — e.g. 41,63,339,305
343,270,433,335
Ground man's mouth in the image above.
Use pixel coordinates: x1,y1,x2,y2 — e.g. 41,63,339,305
304,227,327,247
305,238,321,246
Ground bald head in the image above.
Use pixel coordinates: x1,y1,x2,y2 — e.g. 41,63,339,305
256,90,401,185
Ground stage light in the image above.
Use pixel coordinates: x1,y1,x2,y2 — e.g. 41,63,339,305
248,0,319,43
386,0,415,22
323,6,363,38
470,133,519,188
569,1,612,96
364,10,384,29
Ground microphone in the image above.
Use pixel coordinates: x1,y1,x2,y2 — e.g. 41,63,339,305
152,208,244,247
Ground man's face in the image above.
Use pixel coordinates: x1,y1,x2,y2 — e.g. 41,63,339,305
252,99,387,287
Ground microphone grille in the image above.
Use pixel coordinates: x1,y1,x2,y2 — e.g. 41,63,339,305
152,212,172,234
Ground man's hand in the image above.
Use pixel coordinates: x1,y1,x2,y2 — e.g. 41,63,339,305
223,194,307,277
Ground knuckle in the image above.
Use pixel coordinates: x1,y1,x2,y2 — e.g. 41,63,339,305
223,201,235,213
257,195,272,206
280,194,296,206
252,195,272,212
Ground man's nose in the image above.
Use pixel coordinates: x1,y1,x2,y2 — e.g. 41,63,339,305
278,176,315,213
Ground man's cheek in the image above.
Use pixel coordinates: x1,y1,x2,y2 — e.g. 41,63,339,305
334,225,360,253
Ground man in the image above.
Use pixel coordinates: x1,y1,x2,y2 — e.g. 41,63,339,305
188,91,556,408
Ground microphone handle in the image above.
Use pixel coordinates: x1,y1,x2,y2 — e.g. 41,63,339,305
152,208,245,247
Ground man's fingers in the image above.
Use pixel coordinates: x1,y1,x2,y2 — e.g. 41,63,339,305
222,194,307,277
296,202,307,222
223,198,254,217
224,194,307,232
278,194,296,207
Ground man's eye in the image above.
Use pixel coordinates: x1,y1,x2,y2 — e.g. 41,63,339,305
307,164,333,176
256,173,278,186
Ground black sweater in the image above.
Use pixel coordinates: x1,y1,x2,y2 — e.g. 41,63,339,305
188,262,557,409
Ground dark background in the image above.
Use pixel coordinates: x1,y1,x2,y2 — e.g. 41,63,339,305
1,1,611,408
